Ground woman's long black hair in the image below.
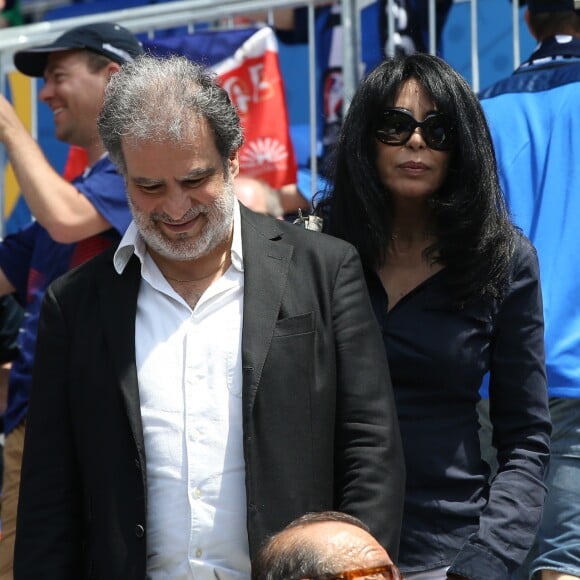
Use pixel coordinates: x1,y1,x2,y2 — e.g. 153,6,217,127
318,53,516,304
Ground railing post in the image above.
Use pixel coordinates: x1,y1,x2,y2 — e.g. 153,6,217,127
341,0,360,112
470,0,480,92
512,0,520,69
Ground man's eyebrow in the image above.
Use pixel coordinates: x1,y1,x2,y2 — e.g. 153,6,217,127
131,176,164,186
130,167,217,186
181,166,217,180
43,64,63,79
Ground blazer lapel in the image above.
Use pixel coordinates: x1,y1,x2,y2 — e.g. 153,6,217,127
94,214,293,458
240,207,293,414
97,255,146,461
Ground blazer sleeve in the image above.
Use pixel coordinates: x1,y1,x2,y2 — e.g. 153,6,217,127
14,285,84,579
448,238,551,579
332,245,406,561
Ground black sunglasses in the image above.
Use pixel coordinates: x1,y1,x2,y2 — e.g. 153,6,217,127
376,107,456,151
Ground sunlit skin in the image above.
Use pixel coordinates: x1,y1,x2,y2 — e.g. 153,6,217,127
122,117,239,282
39,50,119,159
376,78,451,210
234,176,269,215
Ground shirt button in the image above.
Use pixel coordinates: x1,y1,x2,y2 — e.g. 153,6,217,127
193,487,202,499
135,524,145,538
195,548,202,558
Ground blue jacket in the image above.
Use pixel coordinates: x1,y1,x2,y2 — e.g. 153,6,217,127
480,36,580,398
0,156,131,435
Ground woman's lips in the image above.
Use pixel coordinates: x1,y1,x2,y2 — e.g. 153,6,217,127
399,161,428,170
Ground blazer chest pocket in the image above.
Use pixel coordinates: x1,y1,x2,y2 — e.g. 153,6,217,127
265,313,315,388
273,312,314,337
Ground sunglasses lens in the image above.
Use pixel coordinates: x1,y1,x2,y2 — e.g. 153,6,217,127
377,109,455,151
376,112,414,145
423,116,454,150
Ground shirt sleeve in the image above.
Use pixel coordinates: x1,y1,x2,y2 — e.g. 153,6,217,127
74,158,132,236
448,235,551,579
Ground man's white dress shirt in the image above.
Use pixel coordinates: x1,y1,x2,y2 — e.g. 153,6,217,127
114,201,249,579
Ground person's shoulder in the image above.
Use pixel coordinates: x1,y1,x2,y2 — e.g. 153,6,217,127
242,207,356,258
281,217,352,248
50,245,118,296
480,59,580,100
74,156,126,196
509,231,540,279
513,230,536,256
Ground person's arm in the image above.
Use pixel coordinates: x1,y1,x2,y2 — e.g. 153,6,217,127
0,294,22,416
0,95,110,243
0,223,42,304
14,284,84,577
447,237,550,580
332,244,406,560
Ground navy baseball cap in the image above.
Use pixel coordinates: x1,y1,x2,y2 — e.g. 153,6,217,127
527,0,580,11
14,22,144,77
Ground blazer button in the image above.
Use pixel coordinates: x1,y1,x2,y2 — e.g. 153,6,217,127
135,524,145,538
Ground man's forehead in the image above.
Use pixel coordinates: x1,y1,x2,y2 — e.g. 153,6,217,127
290,521,391,566
123,115,211,143
44,49,87,73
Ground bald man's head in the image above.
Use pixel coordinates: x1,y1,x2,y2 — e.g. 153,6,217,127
234,175,283,218
252,511,398,580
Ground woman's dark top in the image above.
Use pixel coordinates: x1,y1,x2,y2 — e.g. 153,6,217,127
366,233,550,580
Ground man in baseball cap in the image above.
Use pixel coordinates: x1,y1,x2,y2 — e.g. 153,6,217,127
0,22,142,576
14,21,143,76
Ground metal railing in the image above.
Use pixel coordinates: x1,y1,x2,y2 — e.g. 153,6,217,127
0,0,528,228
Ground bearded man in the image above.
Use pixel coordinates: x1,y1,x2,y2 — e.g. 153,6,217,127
14,55,405,580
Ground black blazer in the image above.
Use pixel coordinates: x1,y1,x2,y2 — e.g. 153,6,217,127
15,206,405,579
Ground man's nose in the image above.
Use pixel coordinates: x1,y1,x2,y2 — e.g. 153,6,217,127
38,80,54,102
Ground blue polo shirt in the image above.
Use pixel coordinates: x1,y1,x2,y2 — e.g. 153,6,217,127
0,156,131,435
480,36,580,398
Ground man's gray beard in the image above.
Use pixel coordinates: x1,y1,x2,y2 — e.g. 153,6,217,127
130,181,235,262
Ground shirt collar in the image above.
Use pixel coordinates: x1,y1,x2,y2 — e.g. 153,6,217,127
520,35,580,69
113,197,244,275
81,152,110,179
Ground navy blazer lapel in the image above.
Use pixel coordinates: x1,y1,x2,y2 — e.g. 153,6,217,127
97,255,146,461
239,207,293,413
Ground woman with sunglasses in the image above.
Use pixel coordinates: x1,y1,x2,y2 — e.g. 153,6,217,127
317,53,550,580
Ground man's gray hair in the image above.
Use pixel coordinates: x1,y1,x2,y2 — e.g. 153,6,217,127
97,54,244,174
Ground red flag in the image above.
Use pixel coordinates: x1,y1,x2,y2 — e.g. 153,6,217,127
213,27,297,189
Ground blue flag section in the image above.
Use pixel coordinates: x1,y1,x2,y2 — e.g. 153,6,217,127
144,28,258,68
